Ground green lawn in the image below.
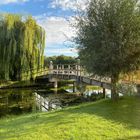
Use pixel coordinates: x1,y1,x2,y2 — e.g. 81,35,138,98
0,97,140,140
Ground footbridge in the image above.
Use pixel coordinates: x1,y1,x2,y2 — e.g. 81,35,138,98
46,61,111,90
23,60,140,94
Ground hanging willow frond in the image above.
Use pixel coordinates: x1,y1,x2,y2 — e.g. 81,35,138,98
0,14,45,80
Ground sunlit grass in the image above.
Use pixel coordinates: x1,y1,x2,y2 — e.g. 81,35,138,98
86,85,102,90
0,96,140,140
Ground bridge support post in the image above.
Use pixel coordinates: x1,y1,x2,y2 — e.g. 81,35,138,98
103,88,106,98
49,61,53,74
57,65,59,74
73,81,76,93
54,81,58,88
62,65,64,74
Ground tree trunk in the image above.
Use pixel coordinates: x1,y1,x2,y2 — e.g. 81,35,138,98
111,74,119,101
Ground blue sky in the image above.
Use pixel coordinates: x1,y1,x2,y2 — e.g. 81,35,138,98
0,0,87,56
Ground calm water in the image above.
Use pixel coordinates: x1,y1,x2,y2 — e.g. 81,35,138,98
0,85,107,118
0,89,35,117
0,88,85,117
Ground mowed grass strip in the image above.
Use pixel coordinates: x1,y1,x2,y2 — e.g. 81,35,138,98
0,96,140,140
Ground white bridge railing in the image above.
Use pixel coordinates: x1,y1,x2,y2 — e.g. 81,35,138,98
48,61,111,83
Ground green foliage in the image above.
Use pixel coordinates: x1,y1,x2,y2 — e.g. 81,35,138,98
75,0,140,100
0,97,140,140
44,55,77,67
89,93,104,101
58,80,75,87
0,14,45,81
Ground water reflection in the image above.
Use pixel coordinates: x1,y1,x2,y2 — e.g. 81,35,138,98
0,90,36,117
0,88,84,117
0,86,107,117
34,92,62,111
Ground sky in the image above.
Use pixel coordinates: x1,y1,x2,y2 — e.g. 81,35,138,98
0,0,87,57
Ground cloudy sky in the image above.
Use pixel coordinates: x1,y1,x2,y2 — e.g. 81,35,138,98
0,0,87,56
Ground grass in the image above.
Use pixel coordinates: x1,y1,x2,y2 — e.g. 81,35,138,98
86,85,102,90
0,96,140,140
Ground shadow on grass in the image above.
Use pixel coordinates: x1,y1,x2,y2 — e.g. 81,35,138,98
0,111,74,139
64,96,140,130
116,135,140,140
0,97,140,139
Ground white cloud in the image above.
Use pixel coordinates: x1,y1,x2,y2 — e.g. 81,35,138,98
0,0,28,5
51,0,89,11
35,14,77,56
36,15,76,45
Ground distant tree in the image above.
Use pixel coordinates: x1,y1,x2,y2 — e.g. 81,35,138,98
44,55,78,68
74,0,140,100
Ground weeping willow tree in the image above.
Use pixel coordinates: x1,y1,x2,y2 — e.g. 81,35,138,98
0,14,45,81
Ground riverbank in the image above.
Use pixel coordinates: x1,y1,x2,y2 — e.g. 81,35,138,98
0,96,140,140
0,81,54,89
0,79,76,90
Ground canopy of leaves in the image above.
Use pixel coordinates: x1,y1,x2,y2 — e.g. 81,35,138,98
0,14,45,80
75,0,140,78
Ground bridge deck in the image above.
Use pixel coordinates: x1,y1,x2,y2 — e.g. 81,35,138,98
34,63,140,91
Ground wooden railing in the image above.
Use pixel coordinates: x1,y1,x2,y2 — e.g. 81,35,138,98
22,62,139,86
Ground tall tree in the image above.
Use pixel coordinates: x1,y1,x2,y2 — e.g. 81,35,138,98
0,14,45,81
74,0,140,100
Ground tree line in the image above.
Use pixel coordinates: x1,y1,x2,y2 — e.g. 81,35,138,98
44,55,78,68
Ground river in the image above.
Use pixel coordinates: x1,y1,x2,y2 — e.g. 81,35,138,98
0,87,85,117
0,85,108,118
